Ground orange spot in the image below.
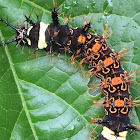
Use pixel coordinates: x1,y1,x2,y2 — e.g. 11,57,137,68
104,57,114,67
78,35,86,44
104,102,110,107
76,48,81,54
103,84,109,88
87,55,91,60
92,42,101,52
96,66,102,72
112,77,122,86
114,98,124,107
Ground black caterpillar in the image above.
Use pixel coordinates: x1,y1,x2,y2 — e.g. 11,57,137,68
0,5,139,140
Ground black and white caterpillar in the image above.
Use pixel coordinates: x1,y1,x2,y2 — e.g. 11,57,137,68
0,5,139,140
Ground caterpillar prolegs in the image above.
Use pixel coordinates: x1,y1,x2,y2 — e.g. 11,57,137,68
0,1,140,140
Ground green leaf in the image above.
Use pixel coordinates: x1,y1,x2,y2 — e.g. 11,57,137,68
0,0,140,140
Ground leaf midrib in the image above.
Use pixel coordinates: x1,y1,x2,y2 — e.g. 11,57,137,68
0,30,38,140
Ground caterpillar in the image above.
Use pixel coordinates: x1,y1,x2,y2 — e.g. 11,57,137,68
0,1,140,140
0,8,68,54
66,22,140,139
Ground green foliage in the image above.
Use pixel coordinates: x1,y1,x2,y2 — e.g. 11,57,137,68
0,0,140,140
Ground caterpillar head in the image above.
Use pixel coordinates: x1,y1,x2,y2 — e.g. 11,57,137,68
0,18,29,47
0,16,48,53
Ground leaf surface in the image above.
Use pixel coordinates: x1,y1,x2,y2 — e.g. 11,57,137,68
0,0,140,140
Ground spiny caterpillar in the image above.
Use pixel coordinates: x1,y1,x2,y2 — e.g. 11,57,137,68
0,1,139,140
